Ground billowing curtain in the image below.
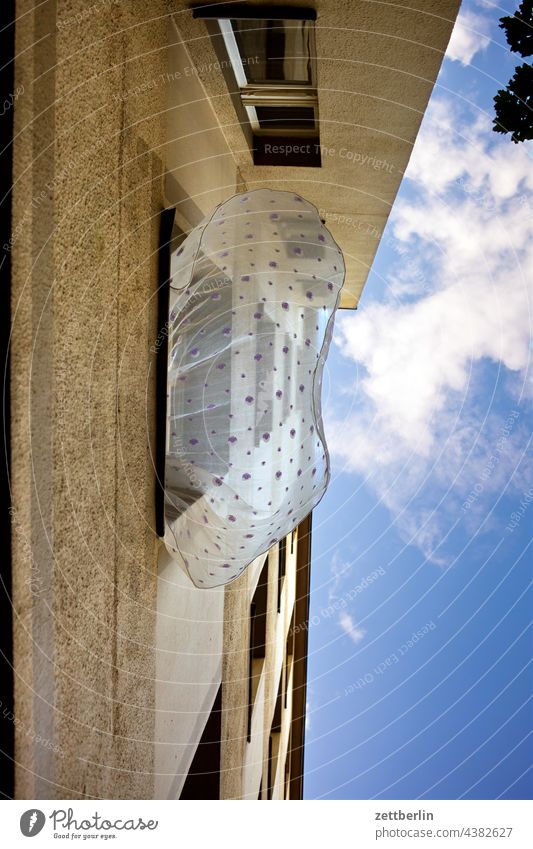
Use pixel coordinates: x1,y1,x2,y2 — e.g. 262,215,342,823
164,189,344,587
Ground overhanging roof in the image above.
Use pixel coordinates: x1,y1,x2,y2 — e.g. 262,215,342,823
171,0,460,307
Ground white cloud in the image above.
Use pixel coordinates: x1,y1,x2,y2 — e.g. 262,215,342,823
327,94,533,563
329,552,369,640
446,9,491,65
328,548,349,603
338,612,366,644
404,98,533,200
336,263,531,451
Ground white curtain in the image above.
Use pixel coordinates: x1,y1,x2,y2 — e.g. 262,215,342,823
164,189,344,587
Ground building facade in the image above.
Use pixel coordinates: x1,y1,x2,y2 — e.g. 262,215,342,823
161,516,312,800
7,0,459,799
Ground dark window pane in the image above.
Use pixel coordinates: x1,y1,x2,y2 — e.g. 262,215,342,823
231,19,313,85
255,105,315,130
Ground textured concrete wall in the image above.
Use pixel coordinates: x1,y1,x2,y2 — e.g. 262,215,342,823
11,0,168,799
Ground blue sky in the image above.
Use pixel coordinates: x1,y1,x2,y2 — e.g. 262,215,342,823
305,0,533,800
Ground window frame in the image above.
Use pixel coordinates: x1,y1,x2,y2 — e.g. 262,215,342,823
218,17,319,137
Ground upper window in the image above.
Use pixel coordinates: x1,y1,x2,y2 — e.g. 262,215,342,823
229,18,314,85
218,15,318,136
193,5,320,165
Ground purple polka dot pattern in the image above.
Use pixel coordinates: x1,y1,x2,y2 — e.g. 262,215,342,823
163,189,344,588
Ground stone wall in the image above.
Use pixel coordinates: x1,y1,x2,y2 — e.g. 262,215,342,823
11,0,168,799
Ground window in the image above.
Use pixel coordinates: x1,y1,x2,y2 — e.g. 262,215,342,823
194,5,320,166
285,608,295,709
247,558,269,740
284,732,292,799
230,17,315,86
272,674,283,734
277,536,286,613
253,104,315,133
290,526,297,555
267,732,281,799
268,681,283,799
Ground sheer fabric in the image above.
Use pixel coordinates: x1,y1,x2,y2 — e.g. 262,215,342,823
164,189,344,587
